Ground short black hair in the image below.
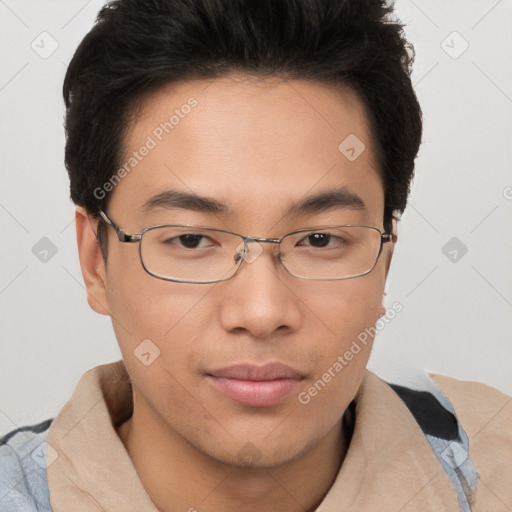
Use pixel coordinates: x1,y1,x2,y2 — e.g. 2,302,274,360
63,0,422,256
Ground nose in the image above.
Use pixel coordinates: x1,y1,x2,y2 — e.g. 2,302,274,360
218,240,302,339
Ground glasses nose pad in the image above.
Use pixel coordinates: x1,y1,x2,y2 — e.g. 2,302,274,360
235,240,263,264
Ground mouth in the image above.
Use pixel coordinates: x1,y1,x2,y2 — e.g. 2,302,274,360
205,363,305,407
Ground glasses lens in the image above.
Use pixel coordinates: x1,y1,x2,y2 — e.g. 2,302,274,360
140,226,243,283
280,226,382,280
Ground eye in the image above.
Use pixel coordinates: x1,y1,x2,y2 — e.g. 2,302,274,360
302,233,332,248
298,232,347,249
175,234,208,249
161,233,215,249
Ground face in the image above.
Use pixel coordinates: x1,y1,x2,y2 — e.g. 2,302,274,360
77,73,394,468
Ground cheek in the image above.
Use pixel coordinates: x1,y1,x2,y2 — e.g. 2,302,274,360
299,272,384,344
103,246,210,367
282,288,382,457
105,268,211,427
293,273,384,399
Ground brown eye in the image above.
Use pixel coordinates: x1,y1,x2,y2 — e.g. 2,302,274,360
176,234,205,249
305,233,331,248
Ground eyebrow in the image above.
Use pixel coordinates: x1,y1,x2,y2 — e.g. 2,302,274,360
140,187,366,217
284,187,366,216
141,190,229,215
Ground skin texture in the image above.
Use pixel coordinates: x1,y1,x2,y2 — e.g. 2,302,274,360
75,73,395,512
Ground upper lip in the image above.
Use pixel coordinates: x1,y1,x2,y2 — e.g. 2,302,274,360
207,363,305,381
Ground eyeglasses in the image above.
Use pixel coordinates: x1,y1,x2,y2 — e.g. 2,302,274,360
98,210,393,284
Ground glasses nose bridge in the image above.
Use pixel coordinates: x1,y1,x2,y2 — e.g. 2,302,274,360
242,235,282,255
244,235,281,245
236,235,283,267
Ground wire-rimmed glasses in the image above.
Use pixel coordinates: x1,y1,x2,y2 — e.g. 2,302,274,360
98,210,393,284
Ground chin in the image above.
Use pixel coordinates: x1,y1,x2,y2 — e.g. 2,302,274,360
198,431,313,470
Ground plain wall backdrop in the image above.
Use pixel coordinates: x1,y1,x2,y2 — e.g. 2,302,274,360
1,0,511,435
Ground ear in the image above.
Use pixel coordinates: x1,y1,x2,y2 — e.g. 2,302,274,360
379,219,397,318
75,206,110,316
383,217,398,279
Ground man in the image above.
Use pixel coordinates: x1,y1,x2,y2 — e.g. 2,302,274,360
1,0,510,511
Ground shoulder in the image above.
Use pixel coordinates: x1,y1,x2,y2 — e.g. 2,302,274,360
384,373,512,511
430,374,511,438
0,418,53,512
430,374,512,508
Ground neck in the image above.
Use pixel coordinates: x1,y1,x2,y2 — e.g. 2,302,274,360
117,400,348,512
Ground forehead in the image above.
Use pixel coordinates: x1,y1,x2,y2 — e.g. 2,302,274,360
110,73,384,229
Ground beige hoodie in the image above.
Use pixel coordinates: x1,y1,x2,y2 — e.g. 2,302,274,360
46,361,511,511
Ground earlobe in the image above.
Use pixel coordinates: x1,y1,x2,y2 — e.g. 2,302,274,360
75,206,111,316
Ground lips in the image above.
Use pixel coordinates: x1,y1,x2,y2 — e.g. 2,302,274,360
206,363,305,407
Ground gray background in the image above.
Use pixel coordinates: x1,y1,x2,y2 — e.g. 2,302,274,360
1,0,511,434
